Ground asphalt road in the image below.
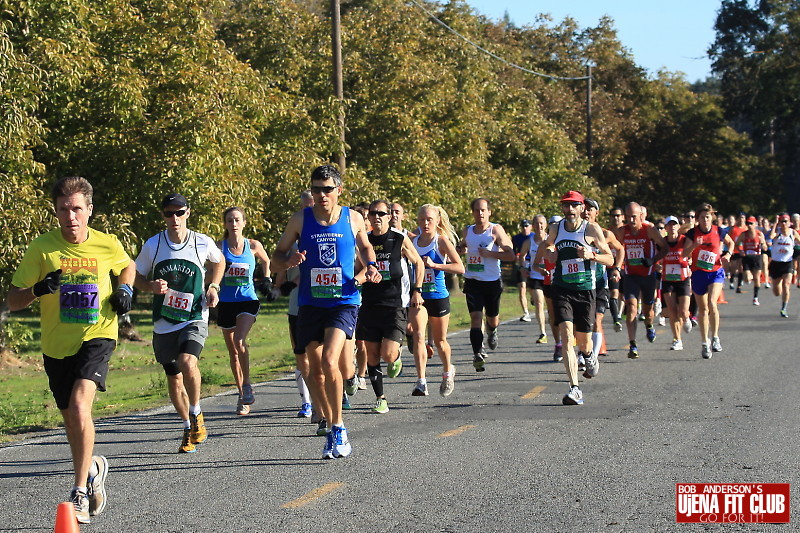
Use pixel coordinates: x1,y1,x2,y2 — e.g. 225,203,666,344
1,285,798,532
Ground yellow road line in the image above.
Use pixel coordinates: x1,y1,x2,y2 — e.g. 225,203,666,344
281,482,345,509
521,385,547,399
437,424,477,438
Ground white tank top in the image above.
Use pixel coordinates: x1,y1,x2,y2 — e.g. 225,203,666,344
527,233,545,281
464,223,501,281
771,232,794,263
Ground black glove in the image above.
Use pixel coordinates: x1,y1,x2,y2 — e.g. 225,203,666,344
255,277,273,297
33,269,62,297
280,280,297,296
109,284,134,315
641,257,654,268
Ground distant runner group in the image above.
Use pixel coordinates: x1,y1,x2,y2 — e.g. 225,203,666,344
10,172,800,523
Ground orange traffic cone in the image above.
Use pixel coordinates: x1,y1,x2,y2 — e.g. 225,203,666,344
54,501,80,533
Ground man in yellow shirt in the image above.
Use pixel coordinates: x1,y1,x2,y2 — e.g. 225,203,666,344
9,176,135,524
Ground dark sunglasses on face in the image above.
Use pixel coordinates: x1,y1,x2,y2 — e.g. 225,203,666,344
562,202,582,207
311,185,337,194
683,214,695,218
163,209,187,218
369,210,389,217
657,226,665,230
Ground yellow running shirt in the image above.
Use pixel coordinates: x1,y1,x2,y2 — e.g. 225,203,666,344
11,228,131,359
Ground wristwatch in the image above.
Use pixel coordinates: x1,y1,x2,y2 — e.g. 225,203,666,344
412,287,423,293
207,283,221,292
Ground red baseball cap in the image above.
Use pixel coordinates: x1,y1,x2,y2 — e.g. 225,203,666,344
746,216,757,224
560,190,585,203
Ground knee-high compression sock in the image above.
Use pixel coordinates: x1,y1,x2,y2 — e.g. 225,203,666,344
368,364,384,398
737,273,743,287
591,331,603,358
610,298,620,321
754,286,760,298
295,369,311,404
469,327,484,355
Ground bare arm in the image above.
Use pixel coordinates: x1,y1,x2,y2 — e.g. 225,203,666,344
433,235,465,275
353,216,381,283
579,223,614,267
250,239,271,278
401,235,425,307
517,238,531,267
479,224,515,262
647,225,670,264
270,211,305,273
7,286,36,312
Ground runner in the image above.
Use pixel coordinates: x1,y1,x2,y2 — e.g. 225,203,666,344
583,199,623,361
517,215,549,344
355,201,426,412
271,165,381,459
660,216,692,350
792,213,800,289
733,216,767,306
611,202,669,359
727,212,748,292
682,203,737,358
9,177,135,523
459,198,515,371
217,207,271,415
512,219,533,321
411,204,464,393
768,214,800,317
135,193,224,452
607,207,625,331
537,191,614,405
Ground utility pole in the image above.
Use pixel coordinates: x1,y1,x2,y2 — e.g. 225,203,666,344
331,0,346,173
586,64,592,162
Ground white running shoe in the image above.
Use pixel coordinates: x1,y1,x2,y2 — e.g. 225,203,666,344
701,343,712,359
439,367,455,397
331,425,352,458
753,297,760,306
562,386,584,405
577,353,586,372
583,352,599,378
670,339,683,351
357,376,367,390
519,312,531,322
658,316,666,327
711,336,722,352
683,318,693,333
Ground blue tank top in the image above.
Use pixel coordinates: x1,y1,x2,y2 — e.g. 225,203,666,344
413,234,449,300
298,206,360,308
219,239,258,302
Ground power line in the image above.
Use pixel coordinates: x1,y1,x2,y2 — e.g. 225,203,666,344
408,0,591,82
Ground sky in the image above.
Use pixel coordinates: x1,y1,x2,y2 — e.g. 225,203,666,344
465,0,721,82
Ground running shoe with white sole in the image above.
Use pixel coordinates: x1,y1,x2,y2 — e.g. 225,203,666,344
387,356,403,378
520,312,531,322
780,309,789,318
440,367,455,397
87,455,108,517
683,318,693,333
473,352,486,372
753,297,760,306
553,344,563,362
297,402,312,418
701,343,712,359
322,431,334,459
658,316,666,327
236,400,250,416
711,336,722,352
583,352,599,379
316,418,328,436
372,398,389,414
331,425,352,458
241,384,255,405
690,316,698,328
357,376,368,390
562,386,584,405
671,339,683,351
536,333,547,344
614,320,623,333
487,329,498,350
646,326,656,343
412,380,429,396
577,353,586,372
70,488,91,524
345,375,359,396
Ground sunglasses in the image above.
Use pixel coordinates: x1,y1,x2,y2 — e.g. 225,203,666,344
369,210,389,217
657,226,665,230
163,209,187,218
562,202,583,207
683,214,695,218
747,222,755,225
311,185,337,194
611,213,623,217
